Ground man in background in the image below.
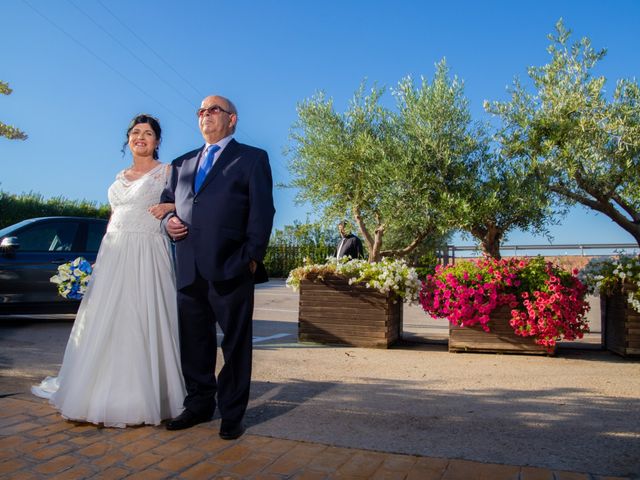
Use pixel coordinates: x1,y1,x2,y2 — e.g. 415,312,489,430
336,220,364,260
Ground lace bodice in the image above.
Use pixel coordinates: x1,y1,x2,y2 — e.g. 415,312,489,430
107,163,169,235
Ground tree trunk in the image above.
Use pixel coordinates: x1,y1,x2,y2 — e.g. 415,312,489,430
369,226,384,262
471,223,503,259
481,236,502,259
353,209,384,262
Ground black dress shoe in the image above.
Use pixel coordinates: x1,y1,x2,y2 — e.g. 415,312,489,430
219,420,246,440
166,410,211,431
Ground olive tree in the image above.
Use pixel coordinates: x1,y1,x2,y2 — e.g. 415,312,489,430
455,147,558,259
287,61,473,261
0,81,27,141
486,20,640,246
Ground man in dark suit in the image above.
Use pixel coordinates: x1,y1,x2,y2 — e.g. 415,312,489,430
161,95,275,439
336,220,364,260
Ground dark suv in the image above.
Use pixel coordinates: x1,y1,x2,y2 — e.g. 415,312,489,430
0,217,108,314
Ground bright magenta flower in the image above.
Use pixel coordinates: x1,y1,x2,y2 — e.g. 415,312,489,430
419,256,590,352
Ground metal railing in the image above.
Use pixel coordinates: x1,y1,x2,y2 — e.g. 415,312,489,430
443,243,639,264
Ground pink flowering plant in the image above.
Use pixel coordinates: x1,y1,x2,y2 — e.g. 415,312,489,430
420,256,590,351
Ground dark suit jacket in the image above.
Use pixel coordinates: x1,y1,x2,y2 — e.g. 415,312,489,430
161,139,275,288
337,234,364,259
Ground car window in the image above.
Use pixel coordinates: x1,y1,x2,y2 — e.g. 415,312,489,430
86,222,107,252
0,219,34,238
15,222,79,252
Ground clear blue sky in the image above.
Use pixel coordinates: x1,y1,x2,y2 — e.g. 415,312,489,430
1,0,638,247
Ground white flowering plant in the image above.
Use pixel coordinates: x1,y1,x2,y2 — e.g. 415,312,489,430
578,254,640,313
50,257,93,300
286,256,422,304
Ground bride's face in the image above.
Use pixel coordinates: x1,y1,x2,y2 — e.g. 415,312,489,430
128,123,158,159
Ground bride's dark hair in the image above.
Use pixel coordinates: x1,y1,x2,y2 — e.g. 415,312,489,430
122,114,162,160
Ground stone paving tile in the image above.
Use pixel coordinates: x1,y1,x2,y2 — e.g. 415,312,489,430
0,396,634,480
155,448,207,473
595,476,634,480
178,460,225,479
265,454,311,476
0,413,30,428
211,443,254,465
9,472,41,480
27,442,74,461
67,430,109,446
126,468,172,480
91,450,128,469
92,466,131,479
335,451,388,478
76,441,114,458
520,465,556,480
443,459,521,480
1,421,41,435
0,434,23,450
307,446,353,472
0,458,29,476
110,425,156,445
291,470,329,480
252,473,287,480
32,454,79,475
17,433,67,456
555,472,592,480
370,467,412,480
28,421,78,438
227,453,279,477
48,464,95,480
123,451,165,469
118,437,162,456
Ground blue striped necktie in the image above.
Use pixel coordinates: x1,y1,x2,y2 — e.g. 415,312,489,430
194,144,220,192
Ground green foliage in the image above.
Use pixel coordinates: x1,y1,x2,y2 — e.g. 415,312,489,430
0,81,27,141
287,61,478,261
486,19,640,246
455,149,560,258
0,190,110,229
263,221,339,278
288,59,559,260
516,256,574,294
269,220,340,247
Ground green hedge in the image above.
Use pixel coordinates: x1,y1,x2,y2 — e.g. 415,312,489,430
0,191,110,229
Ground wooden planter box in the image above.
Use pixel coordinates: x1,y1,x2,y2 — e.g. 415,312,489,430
298,275,403,348
448,305,554,355
601,288,640,358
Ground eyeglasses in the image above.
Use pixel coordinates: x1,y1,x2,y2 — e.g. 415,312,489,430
197,105,233,117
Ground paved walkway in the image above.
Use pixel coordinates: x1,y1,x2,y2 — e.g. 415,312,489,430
0,396,628,480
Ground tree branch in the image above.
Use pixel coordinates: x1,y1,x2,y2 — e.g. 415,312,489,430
551,184,640,239
380,228,432,258
611,192,640,223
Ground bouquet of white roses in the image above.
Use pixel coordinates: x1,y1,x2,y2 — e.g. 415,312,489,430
50,257,93,300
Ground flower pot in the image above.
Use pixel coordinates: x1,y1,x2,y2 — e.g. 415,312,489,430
601,287,640,358
298,274,402,348
448,305,555,355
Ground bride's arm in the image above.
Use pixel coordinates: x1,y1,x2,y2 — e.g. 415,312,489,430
149,202,175,219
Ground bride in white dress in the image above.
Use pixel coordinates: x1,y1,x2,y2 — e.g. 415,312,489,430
32,114,186,427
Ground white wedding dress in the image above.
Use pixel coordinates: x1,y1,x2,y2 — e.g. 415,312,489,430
32,163,186,427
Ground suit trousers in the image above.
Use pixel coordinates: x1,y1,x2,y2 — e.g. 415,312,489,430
177,268,254,422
